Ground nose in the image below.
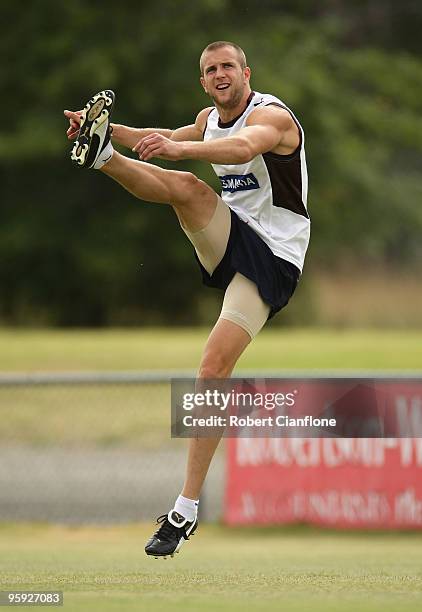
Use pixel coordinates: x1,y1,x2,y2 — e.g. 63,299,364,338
215,64,226,79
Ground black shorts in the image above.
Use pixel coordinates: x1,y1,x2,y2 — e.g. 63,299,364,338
195,208,300,319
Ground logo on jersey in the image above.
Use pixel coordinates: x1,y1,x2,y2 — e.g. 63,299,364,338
219,173,260,193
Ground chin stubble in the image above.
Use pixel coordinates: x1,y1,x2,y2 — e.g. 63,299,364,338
212,86,244,110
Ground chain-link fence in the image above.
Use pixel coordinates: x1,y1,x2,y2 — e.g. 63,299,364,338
0,372,225,524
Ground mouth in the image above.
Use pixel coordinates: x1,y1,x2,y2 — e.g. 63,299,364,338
216,83,230,91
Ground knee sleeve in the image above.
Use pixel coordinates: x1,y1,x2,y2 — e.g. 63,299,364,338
219,273,271,339
180,195,231,275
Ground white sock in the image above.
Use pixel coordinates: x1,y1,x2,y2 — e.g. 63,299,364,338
93,141,114,170
174,494,199,522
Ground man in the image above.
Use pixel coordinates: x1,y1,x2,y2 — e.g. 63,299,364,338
64,41,310,558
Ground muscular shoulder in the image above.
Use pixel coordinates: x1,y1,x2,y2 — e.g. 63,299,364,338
246,105,299,155
195,106,214,134
246,105,294,130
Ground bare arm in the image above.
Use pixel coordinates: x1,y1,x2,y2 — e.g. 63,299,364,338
64,108,209,150
110,125,172,149
111,121,207,149
133,106,299,163
127,107,211,150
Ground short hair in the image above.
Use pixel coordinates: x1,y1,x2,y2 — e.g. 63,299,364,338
200,41,247,75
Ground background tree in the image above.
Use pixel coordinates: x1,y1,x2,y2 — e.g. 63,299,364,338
0,0,421,325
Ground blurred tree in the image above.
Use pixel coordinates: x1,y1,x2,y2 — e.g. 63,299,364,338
0,0,420,325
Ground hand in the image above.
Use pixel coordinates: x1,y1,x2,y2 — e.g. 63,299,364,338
64,109,83,140
132,133,184,161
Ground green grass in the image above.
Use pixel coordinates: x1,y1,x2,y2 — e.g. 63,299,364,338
1,328,420,447
1,327,420,448
0,523,421,611
1,327,421,371
1,332,421,610
0,384,172,448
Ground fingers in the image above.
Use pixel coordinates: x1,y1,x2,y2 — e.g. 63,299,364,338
131,133,180,161
132,133,164,161
132,133,160,153
64,109,82,140
139,143,164,161
66,125,79,140
64,109,82,123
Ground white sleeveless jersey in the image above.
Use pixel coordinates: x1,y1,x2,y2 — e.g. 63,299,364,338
203,91,310,271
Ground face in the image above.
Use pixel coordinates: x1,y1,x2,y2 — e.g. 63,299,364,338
200,46,251,110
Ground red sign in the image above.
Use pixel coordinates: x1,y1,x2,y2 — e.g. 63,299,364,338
225,438,422,528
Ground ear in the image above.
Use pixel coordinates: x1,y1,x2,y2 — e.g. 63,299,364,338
200,76,208,94
244,66,251,83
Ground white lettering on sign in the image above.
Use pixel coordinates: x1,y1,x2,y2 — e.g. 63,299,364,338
236,438,422,468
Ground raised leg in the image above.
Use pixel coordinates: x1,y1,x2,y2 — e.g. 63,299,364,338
101,152,218,232
101,152,241,499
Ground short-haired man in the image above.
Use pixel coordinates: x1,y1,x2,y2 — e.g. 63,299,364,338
64,41,310,558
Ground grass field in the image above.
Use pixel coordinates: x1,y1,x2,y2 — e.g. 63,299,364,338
1,327,420,447
0,523,421,612
1,329,421,611
1,327,421,371
0,382,172,448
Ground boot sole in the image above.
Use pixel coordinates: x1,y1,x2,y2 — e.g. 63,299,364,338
71,90,114,167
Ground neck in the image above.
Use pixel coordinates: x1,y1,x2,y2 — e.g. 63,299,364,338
215,88,253,123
